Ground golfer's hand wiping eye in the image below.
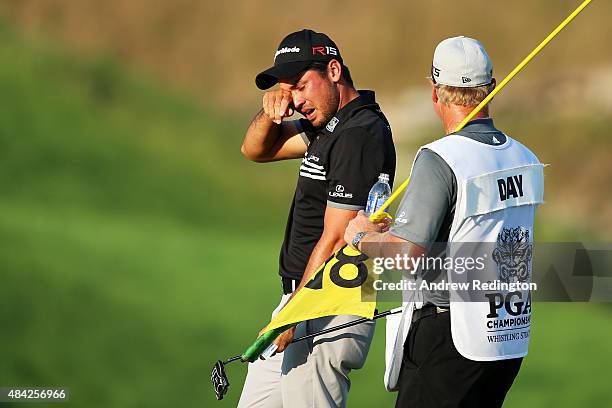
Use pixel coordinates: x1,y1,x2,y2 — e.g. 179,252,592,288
263,90,295,124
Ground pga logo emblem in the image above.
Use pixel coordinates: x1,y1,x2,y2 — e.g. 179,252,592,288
329,184,353,199
485,291,532,318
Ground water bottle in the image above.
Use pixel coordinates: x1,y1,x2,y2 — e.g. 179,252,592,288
365,173,391,216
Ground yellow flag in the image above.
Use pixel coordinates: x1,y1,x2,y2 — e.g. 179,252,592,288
261,244,377,333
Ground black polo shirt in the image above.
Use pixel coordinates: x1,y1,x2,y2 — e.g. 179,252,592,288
279,90,396,281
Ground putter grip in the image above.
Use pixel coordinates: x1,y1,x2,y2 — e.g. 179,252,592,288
241,325,293,362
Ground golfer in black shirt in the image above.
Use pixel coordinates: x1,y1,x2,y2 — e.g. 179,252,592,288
239,29,395,408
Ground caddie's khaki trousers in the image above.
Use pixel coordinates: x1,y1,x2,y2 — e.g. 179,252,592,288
237,296,375,408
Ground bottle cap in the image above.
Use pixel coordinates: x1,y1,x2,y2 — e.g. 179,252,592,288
379,173,389,182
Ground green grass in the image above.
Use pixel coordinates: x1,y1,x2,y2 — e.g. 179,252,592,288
0,22,288,407
0,202,281,407
0,21,611,408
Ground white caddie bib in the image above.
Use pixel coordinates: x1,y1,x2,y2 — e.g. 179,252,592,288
384,133,544,390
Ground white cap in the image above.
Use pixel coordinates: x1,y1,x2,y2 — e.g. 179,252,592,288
432,36,493,87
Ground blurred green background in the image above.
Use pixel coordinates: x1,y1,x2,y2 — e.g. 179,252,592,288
0,1,610,407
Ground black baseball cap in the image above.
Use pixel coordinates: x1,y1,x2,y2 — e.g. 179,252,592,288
255,29,344,90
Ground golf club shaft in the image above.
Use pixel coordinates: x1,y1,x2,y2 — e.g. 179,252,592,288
223,308,402,365
224,355,243,364
291,308,402,343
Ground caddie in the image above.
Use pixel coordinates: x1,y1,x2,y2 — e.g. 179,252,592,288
344,36,544,407
239,29,396,407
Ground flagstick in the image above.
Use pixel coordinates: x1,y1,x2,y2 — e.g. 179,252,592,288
370,0,592,221
215,2,595,395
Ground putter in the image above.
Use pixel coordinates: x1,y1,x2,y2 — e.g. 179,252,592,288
210,308,402,400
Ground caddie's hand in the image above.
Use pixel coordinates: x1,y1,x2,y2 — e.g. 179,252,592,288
379,213,393,232
274,326,296,353
263,90,295,124
344,210,389,249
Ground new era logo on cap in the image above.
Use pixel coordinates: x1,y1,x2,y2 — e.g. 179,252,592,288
432,36,493,88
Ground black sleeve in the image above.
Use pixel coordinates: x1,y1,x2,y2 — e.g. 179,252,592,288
295,119,317,146
326,127,386,210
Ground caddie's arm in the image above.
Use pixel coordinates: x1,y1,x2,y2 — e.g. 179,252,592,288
345,149,455,265
241,89,309,162
344,211,426,262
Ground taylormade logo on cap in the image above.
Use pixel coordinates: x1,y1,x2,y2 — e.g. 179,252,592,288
432,36,493,88
274,46,301,60
256,29,343,90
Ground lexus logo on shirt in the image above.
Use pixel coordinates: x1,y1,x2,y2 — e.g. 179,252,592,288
329,184,353,199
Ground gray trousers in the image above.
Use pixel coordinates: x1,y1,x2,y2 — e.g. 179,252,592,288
237,310,375,408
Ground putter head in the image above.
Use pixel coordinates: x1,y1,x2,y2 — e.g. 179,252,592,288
211,360,230,400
